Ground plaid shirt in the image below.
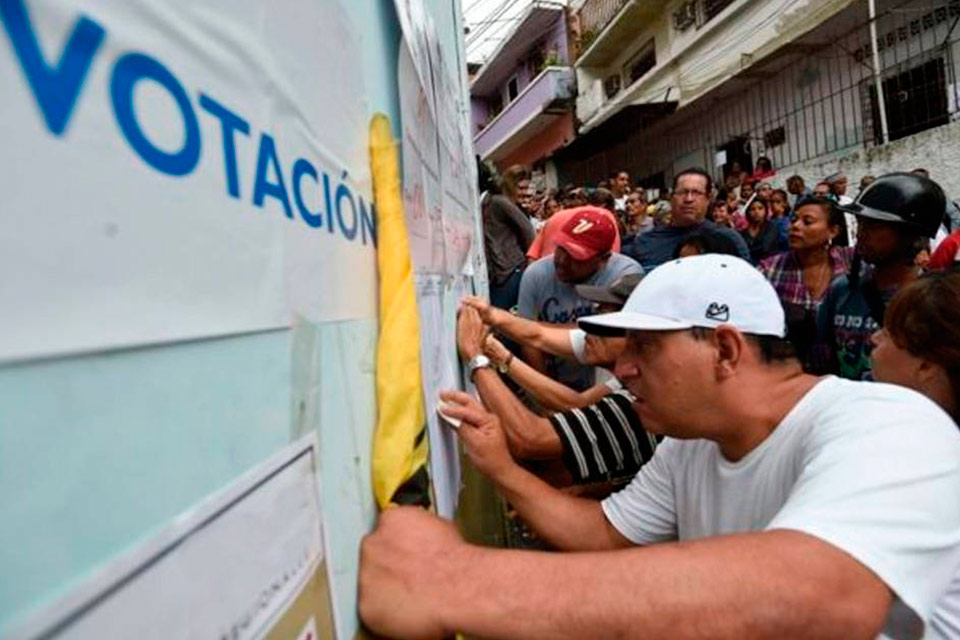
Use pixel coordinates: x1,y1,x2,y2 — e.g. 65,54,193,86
759,247,854,311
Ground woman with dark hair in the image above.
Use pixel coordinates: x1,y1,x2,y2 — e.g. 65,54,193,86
739,197,780,264
871,270,960,421
752,156,775,181
759,197,854,372
870,269,960,640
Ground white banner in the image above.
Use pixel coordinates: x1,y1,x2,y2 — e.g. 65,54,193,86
8,433,337,640
0,0,376,362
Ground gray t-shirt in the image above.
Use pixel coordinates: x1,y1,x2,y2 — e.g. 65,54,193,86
518,253,643,389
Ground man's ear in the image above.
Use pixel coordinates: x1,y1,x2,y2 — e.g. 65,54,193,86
713,325,745,379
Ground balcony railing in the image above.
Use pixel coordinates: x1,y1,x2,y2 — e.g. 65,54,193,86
579,0,629,45
474,66,575,159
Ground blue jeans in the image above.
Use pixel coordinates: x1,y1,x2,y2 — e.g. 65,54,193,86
490,265,524,311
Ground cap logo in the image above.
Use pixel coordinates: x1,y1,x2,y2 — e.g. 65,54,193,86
571,219,595,235
705,302,730,322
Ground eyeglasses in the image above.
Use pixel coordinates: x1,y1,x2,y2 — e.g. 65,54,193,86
675,189,708,199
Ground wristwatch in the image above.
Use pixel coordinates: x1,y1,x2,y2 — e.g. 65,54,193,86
467,354,492,381
497,352,514,374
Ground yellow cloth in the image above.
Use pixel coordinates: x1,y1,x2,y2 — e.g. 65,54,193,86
368,114,430,510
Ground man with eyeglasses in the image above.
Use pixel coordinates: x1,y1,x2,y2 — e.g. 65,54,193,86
624,168,749,270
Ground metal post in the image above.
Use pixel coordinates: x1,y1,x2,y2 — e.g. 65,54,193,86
869,0,890,144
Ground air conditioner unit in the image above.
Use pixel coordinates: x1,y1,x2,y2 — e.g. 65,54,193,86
604,74,621,99
673,2,696,31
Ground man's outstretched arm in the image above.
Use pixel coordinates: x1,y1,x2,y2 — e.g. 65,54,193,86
456,306,563,458
439,390,628,552
359,508,892,640
463,295,578,358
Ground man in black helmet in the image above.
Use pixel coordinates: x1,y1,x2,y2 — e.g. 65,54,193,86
816,172,945,380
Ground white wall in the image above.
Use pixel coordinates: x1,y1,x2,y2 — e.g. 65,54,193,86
777,119,960,200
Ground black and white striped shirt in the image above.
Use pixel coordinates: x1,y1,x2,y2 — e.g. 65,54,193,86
549,389,659,485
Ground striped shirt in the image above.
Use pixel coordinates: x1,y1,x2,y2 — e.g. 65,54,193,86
549,389,659,485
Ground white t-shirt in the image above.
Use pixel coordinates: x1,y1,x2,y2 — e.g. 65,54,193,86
602,377,960,639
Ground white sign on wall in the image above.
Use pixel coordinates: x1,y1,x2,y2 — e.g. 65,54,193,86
9,433,337,640
0,0,376,362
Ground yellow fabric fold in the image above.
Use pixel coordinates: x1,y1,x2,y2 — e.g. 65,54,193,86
368,113,430,510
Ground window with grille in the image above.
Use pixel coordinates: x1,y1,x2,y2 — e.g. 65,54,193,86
866,57,949,145
622,39,656,86
701,0,736,25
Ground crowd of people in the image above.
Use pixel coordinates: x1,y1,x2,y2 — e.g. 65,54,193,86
357,160,960,639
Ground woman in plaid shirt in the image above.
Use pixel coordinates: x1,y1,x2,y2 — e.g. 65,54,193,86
759,197,854,372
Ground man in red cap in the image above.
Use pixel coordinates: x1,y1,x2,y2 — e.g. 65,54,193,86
516,208,643,391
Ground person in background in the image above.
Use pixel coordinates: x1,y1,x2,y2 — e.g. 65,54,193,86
739,177,756,203
818,173,944,380
756,182,774,203
871,271,960,423
526,204,622,262
870,270,960,639
826,172,852,205
725,188,743,227
929,227,960,269
517,209,642,391
625,168,749,269
859,175,875,194
726,160,746,190
769,188,792,247
826,171,858,244
611,171,631,214
673,227,742,258
739,197,780,264
651,200,672,228
913,168,960,251
752,155,776,181
483,164,536,311
760,197,853,373
623,190,653,238
813,181,832,198
733,177,756,230
707,197,734,228
542,189,561,218
786,174,811,208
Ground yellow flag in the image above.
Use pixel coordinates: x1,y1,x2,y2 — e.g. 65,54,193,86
368,113,431,510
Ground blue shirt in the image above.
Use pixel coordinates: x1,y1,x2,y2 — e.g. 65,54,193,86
624,220,750,271
518,253,643,390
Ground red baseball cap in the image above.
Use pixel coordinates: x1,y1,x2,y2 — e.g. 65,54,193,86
554,209,617,261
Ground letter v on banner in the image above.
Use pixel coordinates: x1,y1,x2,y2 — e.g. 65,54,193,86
369,113,432,510
0,0,105,135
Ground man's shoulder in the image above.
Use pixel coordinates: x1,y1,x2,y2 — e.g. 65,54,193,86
605,252,644,274
803,377,960,451
521,256,555,279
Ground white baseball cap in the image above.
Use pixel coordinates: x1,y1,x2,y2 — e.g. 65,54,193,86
578,254,786,337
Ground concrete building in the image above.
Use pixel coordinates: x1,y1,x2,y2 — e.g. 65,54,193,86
470,1,576,187
557,0,960,199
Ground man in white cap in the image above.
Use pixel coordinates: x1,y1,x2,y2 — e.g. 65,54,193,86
360,254,960,640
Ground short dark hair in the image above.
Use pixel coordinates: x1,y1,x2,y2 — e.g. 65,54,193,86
588,187,616,212
689,327,797,363
794,195,847,242
673,229,741,259
673,168,714,194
